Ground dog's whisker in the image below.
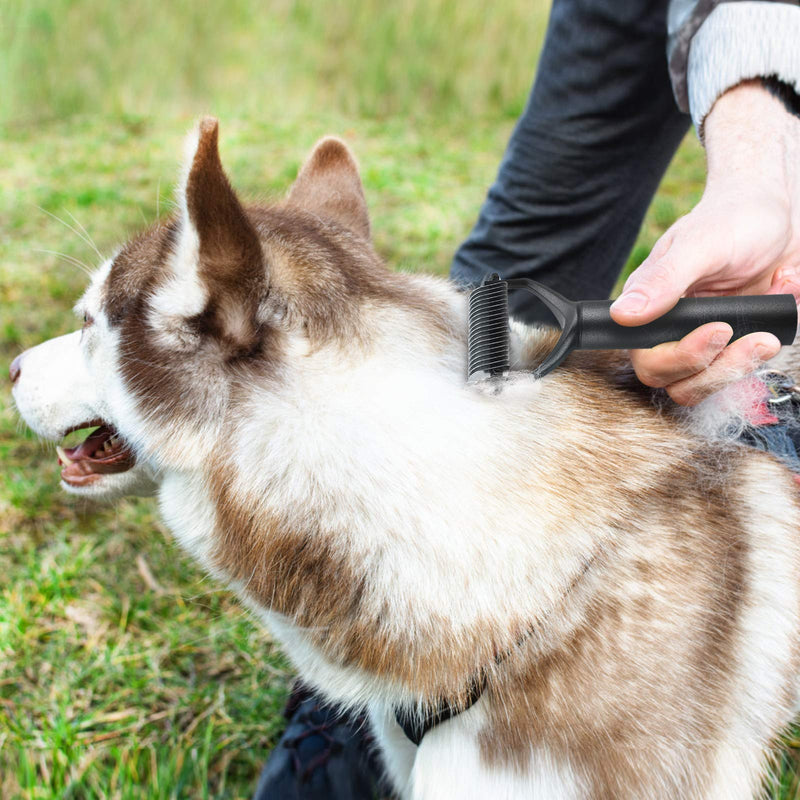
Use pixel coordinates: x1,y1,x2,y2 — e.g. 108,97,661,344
36,206,103,263
33,248,94,277
64,209,105,262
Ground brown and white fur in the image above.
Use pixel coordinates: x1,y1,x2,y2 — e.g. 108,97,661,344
11,117,800,799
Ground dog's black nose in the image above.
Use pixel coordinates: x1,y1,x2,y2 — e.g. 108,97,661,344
9,354,22,384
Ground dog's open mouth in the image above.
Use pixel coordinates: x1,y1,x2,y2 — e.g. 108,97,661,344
56,423,136,487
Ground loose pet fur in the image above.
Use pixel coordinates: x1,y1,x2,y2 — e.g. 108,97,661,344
11,117,800,799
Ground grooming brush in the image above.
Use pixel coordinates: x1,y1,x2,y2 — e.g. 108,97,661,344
467,274,798,382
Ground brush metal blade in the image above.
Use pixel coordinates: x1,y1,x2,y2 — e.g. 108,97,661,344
467,274,510,381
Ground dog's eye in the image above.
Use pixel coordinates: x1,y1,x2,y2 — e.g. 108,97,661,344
83,312,94,329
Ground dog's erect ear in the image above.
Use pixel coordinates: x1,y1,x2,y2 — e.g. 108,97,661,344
287,137,370,240
175,117,263,347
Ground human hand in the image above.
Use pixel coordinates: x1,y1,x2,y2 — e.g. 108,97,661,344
610,80,800,406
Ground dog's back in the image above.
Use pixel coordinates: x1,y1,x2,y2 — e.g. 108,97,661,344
473,342,800,798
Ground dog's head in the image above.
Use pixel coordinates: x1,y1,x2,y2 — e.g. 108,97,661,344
11,118,457,500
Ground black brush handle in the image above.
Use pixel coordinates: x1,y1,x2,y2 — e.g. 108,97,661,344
578,295,797,350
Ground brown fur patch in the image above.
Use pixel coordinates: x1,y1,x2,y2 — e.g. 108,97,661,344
104,221,176,325
104,232,451,438
208,464,520,707
479,447,750,797
254,203,454,348
105,201,453,436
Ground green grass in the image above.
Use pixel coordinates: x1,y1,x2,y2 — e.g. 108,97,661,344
2,1,800,797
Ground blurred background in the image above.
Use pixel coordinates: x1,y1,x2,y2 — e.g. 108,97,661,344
4,1,795,798
1,0,546,124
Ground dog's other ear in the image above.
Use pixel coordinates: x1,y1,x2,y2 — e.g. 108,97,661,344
176,117,263,348
287,137,370,241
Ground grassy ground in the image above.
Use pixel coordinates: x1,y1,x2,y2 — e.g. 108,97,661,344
2,2,800,798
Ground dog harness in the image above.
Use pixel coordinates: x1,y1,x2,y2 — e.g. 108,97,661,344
394,369,800,747
735,369,800,480
394,678,486,746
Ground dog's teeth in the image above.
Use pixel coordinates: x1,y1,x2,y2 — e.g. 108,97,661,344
104,440,112,452
56,446,73,466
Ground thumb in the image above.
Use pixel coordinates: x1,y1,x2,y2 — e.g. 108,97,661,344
610,221,725,326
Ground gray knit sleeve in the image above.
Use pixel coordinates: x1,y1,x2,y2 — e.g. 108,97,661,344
668,0,800,128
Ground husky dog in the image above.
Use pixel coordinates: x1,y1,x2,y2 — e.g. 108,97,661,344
11,117,800,799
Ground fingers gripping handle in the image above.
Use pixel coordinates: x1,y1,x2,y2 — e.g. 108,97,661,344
579,295,798,350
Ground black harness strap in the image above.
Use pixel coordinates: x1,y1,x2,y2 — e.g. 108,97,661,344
761,76,800,120
393,675,487,746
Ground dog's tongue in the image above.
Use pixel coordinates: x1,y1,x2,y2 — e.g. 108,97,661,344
63,426,115,461
57,425,136,485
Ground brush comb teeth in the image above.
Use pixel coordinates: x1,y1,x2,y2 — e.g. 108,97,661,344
467,273,510,382
467,273,797,384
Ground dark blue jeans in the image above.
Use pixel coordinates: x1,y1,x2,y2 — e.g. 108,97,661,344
450,0,692,324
